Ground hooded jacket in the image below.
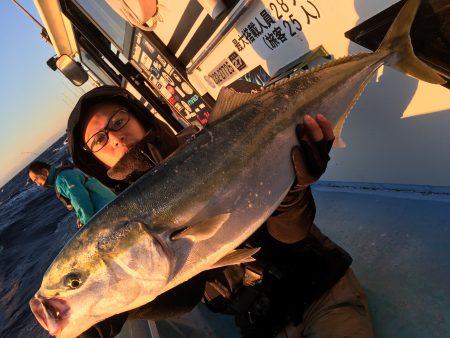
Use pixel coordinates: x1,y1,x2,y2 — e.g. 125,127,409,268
67,85,180,191
68,86,208,338
45,166,116,225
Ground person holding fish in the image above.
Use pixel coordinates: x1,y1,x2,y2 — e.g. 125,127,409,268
64,84,374,338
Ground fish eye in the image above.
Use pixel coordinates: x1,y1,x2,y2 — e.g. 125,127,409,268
64,273,82,289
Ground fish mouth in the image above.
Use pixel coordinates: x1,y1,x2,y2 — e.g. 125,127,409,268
29,295,70,337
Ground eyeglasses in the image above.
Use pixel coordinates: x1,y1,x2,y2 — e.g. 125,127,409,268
83,109,130,153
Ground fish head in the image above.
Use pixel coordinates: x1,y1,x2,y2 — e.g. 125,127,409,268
29,219,172,338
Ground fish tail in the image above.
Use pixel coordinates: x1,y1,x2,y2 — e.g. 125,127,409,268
378,0,445,84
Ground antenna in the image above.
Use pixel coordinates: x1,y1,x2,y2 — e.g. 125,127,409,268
11,0,52,45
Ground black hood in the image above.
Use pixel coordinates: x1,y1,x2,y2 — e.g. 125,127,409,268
67,85,179,190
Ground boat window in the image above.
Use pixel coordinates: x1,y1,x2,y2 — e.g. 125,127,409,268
74,0,127,51
79,48,118,86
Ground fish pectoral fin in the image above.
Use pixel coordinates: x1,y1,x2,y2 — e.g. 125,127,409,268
170,213,231,241
210,247,261,269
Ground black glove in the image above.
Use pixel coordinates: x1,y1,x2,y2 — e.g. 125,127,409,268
266,115,335,243
291,122,334,189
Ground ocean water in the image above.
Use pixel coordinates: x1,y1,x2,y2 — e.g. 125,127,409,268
0,135,78,338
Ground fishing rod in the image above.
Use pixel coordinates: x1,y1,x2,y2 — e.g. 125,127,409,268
11,0,52,46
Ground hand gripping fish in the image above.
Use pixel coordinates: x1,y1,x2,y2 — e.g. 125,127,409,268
29,0,444,336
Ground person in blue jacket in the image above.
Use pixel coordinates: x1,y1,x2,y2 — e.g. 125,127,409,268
28,160,116,227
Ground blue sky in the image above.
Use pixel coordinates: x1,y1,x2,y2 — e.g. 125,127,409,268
0,0,90,187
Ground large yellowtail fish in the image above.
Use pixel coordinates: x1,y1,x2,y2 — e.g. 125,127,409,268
29,0,444,337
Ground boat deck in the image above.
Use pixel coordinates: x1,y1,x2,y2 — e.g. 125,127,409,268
118,182,450,338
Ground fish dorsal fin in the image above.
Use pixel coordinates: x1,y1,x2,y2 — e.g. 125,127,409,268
170,213,231,241
209,54,370,126
262,53,368,92
210,247,261,269
208,87,260,124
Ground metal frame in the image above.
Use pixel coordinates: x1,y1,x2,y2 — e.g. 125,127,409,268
59,0,184,131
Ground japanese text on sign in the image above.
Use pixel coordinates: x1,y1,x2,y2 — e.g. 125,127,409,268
232,0,320,52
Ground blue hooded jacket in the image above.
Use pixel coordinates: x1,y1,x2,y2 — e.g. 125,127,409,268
45,166,116,225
